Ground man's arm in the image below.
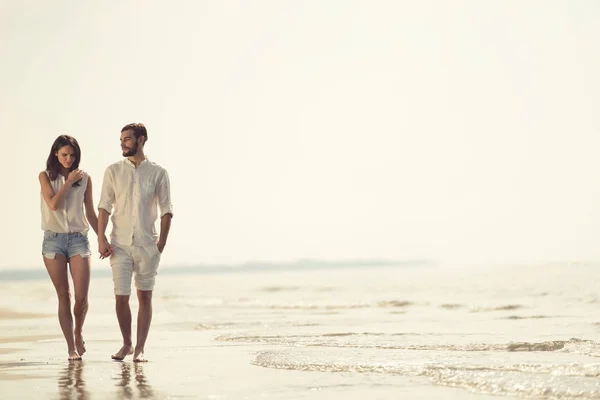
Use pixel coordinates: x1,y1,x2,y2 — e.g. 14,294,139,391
97,167,115,259
156,169,174,253
157,213,172,253
98,208,110,238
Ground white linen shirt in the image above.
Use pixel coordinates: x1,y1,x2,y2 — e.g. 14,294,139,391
40,171,90,234
98,158,173,246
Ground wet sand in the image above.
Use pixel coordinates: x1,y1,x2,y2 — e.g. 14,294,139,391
0,331,499,400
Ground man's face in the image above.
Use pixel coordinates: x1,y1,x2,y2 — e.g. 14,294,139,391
120,129,140,157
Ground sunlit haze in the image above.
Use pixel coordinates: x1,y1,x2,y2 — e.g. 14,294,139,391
1,1,599,270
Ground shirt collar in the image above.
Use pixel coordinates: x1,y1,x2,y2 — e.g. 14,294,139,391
124,157,149,168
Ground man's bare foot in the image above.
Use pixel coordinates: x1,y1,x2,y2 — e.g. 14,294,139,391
68,350,82,361
133,349,147,363
111,345,133,361
75,335,86,356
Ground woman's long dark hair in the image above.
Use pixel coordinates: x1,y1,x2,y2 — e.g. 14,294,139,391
46,135,82,187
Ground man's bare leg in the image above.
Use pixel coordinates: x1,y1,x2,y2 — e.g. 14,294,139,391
133,290,152,362
69,255,90,357
44,255,80,361
112,295,133,360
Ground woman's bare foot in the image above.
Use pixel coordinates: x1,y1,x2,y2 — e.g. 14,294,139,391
111,345,133,361
75,335,86,356
68,350,82,361
133,348,147,363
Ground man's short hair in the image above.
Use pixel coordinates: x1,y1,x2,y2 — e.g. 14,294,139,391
121,123,148,142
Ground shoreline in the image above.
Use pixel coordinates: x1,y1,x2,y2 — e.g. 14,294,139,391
0,259,435,281
0,331,505,400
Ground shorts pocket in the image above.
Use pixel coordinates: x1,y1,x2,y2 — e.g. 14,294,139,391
43,231,57,239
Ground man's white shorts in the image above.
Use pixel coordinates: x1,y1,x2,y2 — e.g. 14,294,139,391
110,242,161,295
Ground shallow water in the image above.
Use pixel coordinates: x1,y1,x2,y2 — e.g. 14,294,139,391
159,262,600,398
1,262,599,398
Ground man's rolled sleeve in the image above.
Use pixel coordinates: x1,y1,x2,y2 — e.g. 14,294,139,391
157,170,173,218
98,167,115,214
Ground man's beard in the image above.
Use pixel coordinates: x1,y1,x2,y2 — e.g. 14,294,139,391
122,142,139,157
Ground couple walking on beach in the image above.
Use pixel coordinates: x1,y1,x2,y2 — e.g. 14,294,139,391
39,123,173,362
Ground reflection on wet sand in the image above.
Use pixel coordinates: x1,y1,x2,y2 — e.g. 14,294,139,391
134,363,154,398
58,361,88,400
114,362,154,399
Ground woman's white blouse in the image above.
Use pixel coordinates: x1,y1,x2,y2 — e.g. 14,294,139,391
40,171,89,234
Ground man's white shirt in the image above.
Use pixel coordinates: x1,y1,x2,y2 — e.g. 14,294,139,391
98,158,173,246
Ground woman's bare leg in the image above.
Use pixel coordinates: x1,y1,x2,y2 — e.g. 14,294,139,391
69,255,90,357
44,255,80,360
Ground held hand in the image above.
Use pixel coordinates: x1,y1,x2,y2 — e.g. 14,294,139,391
66,169,83,185
98,236,114,259
157,241,166,254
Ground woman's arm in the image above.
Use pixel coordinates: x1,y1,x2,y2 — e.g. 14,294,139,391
39,170,81,211
84,175,99,235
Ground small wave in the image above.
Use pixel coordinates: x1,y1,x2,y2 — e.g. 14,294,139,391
506,338,600,354
470,304,524,312
253,350,600,399
260,286,300,292
321,332,386,337
265,304,320,310
324,304,370,310
440,304,464,309
216,332,392,344
504,315,555,320
220,299,416,310
196,322,237,330
377,300,413,308
217,333,499,351
437,368,600,399
254,350,600,377
217,334,599,354
507,340,570,352
244,302,529,312
323,300,414,310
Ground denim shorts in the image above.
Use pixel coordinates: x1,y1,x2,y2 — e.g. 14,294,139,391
42,231,92,260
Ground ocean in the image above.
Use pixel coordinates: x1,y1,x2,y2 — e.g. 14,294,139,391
0,262,598,399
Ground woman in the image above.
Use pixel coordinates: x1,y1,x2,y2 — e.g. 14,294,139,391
39,135,98,361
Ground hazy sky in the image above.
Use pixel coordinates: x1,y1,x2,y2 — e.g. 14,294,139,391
1,1,599,270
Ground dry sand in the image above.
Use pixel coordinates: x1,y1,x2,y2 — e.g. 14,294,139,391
0,308,52,320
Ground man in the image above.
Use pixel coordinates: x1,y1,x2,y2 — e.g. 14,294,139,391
98,123,173,362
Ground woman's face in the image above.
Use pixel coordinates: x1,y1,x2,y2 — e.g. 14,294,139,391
55,145,76,170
